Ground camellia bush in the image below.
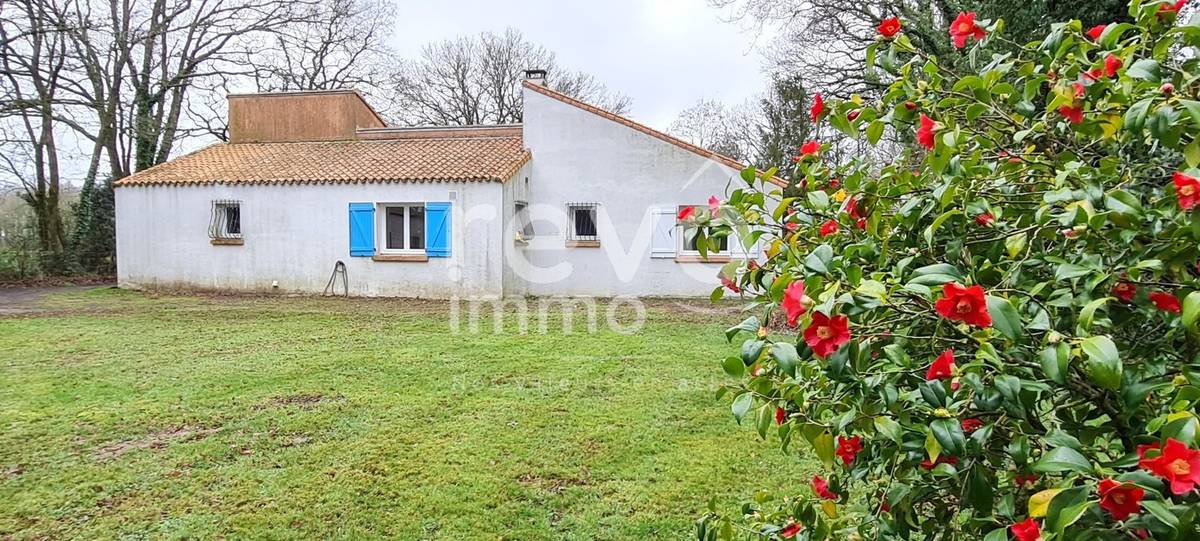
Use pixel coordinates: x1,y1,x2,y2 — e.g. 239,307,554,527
689,1,1200,540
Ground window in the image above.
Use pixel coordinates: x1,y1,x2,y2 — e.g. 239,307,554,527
678,204,729,257
567,203,598,244
514,201,535,242
209,200,242,240
381,204,425,252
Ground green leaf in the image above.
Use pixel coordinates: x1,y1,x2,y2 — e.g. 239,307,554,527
1142,499,1179,531
725,316,759,342
924,209,962,247
1046,488,1090,535
874,416,903,443
1124,98,1152,133
731,393,753,424
1032,446,1092,473
1126,58,1162,82
1005,232,1028,258
866,120,884,144
987,296,1023,341
1183,291,1200,336
1081,335,1122,391
931,418,966,455
721,356,744,378
1077,297,1110,333
805,244,834,274
1039,343,1070,385
770,343,800,377
813,431,835,468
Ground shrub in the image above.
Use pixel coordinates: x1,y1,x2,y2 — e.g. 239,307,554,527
692,2,1200,539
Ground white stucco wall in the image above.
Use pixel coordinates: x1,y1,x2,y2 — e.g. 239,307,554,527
115,181,504,298
513,87,752,297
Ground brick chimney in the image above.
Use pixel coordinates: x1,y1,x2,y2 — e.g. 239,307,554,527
226,89,387,143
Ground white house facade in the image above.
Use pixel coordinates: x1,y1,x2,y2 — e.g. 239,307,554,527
115,73,769,298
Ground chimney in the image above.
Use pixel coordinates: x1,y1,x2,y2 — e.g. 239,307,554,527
524,69,547,86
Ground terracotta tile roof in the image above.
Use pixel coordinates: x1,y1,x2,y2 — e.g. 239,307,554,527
522,81,786,187
114,135,530,186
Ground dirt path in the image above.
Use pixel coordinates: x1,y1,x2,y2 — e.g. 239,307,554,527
0,285,109,315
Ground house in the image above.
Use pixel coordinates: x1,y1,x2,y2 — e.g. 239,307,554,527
114,71,767,298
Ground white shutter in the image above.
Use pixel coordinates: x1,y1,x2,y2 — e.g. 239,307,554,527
650,207,677,258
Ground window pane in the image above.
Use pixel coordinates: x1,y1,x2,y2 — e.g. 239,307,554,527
574,208,597,237
386,207,406,250
408,205,425,250
224,206,240,235
685,231,727,252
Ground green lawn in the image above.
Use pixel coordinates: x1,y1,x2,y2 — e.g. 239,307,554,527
0,289,807,540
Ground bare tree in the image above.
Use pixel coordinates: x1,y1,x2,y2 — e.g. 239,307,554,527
0,0,393,273
389,27,632,126
0,0,73,268
710,0,1132,97
669,98,755,162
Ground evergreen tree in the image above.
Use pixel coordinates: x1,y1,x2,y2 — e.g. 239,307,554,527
69,176,115,275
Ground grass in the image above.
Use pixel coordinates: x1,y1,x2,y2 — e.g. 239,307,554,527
0,289,809,540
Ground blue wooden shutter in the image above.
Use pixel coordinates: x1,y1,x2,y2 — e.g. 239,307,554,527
348,203,375,256
425,202,451,257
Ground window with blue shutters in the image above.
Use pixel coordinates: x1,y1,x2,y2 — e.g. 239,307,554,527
425,202,451,257
348,203,375,256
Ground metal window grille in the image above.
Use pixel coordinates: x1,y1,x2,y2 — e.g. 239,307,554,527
567,203,598,241
209,200,242,239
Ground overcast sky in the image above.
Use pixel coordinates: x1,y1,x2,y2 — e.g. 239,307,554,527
389,0,773,130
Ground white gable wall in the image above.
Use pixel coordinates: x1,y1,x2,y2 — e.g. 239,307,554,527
514,87,751,297
116,181,504,298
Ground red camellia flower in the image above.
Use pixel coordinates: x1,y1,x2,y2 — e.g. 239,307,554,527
676,206,696,221
949,12,986,48
1138,438,1200,495
920,455,958,470
961,418,984,432
779,522,802,538
974,212,995,226
708,196,720,214
799,140,821,158
1104,54,1123,78
1058,104,1084,124
820,219,839,237
844,195,861,219
720,276,741,294
836,435,863,466
1087,24,1107,40
1083,67,1104,82
775,407,787,425
1015,473,1039,488
781,281,808,327
811,475,837,500
935,283,993,327
877,16,902,38
847,110,860,121
916,113,936,149
926,349,955,380
1174,171,1200,210
803,311,851,358
1011,518,1043,541
811,93,824,123
1159,0,1187,17
1163,82,1176,94
1073,81,1087,98
1098,479,1145,521
1150,291,1182,314
1111,282,1137,303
